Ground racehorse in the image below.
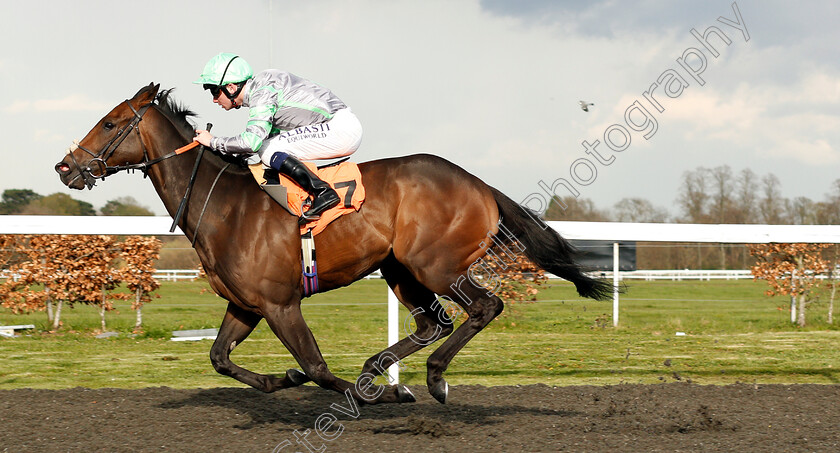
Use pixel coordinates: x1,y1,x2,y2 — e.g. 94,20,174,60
56,83,613,405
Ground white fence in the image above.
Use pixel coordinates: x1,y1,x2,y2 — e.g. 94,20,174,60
547,221,840,243
153,269,201,281
1,267,201,282
0,267,763,283
585,269,753,281
0,215,183,235
152,268,754,282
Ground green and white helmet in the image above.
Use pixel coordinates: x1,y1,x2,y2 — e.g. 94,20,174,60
194,52,253,86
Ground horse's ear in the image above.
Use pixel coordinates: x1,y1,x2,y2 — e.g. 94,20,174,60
132,82,160,104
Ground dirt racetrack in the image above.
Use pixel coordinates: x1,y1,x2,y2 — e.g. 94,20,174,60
1,383,838,452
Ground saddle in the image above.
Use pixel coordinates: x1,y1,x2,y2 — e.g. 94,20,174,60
254,160,366,236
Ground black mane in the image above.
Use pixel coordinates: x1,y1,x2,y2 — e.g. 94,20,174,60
156,88,198,138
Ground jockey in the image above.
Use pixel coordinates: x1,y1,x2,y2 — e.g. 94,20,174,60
193,52,362,224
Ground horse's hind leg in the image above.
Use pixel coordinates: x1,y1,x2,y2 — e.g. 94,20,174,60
360,256,453,381
210,302,310,392
425,289,504,404
261,301,416,404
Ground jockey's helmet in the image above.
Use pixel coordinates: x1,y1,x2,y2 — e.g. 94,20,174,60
194,53,253,87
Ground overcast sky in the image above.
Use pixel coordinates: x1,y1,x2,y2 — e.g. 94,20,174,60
2,0,839,218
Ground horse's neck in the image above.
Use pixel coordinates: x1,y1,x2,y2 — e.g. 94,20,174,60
144,132,201,214
140,112,297,249
142,123,263,246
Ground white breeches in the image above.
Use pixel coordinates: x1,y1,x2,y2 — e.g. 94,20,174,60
259,108,362,165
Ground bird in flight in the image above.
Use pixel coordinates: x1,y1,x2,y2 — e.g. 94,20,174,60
579,100,594,112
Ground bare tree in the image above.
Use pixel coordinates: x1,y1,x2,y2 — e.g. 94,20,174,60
709,165,735,223
816,179,840,224
677,167,711,223
614,198,669,223
708,166,737,268
788,196,817,225
733,168,759,224
758,173,787,224
543,196,609,221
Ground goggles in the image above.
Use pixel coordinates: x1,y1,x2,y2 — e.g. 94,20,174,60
203,84,223,99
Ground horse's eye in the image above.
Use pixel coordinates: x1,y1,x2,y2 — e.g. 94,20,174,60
103,122,116,131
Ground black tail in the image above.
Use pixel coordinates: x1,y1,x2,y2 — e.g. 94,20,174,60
490,187,614,301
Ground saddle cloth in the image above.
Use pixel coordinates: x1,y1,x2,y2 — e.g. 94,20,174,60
258,161,366,236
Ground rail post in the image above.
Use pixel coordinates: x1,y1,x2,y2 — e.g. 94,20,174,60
613,242,620,327
387,287,400,384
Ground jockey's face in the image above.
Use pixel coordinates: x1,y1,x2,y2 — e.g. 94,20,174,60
211,83,242,111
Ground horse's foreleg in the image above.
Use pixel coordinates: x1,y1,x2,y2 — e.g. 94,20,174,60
210,302,310,392
425,291,505,404
262,302,415,404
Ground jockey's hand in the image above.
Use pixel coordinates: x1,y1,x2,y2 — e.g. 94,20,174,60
194,130,213,147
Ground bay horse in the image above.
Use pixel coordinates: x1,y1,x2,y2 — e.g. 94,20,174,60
55,83,612,404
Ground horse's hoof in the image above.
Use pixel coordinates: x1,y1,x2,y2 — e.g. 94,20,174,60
429,380,449,404
396,385,416,403
287,368,310,387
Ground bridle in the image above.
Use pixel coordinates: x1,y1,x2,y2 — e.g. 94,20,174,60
60,97,193,189
59,94,229,240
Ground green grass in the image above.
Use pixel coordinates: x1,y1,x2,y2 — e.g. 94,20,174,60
0,278,838,389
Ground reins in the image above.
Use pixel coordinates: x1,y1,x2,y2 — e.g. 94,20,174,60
170,123,212,233
100,127,206,180
108,138,200,175
191,162,231,246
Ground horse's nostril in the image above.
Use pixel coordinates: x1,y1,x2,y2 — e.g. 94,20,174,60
56,163,71,173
